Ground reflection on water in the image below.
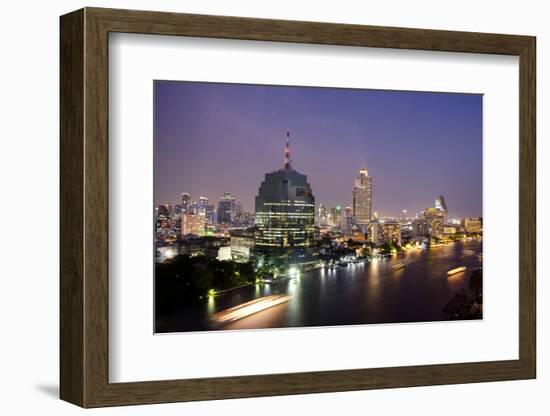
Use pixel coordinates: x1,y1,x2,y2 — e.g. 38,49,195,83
158,240,482,333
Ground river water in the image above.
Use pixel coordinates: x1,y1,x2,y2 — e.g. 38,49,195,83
156,240,482,333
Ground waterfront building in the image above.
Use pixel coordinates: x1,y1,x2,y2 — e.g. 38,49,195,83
409,218,426,237
464,217,482,233
368,220,401,245
352,168,372,224
181,213,205,236
443,225,458,235
380,221,402,245
254,130,315,249
421,207,445,238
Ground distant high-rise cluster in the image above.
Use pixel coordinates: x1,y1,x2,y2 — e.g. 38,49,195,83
155,190,250,243
155,130,481,264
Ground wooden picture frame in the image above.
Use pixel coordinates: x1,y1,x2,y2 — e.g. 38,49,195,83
60,7,536,408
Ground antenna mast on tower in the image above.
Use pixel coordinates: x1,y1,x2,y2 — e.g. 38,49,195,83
284,129,292,169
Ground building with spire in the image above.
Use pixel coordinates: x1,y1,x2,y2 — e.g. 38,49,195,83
254,130,315,249
352,168,372,225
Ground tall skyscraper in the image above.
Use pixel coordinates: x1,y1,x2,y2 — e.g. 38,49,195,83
352,168,372,225
435,195,448,221
217,192,237,224
317,204,328,225
255,130,315,248
181,192,190,214
198,196,209,213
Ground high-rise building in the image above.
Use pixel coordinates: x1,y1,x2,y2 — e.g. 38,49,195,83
368,220,401,245
181,193,190,214
204,204,215,224
198,196,208,212
189,200,198,215
181,213,205,236
421,207,445,238
435,195,448,221
196,196,215,224
410,218,428,237
255,130,315,248
352,168,372,224
217,192,237,225
317,204,328,225
330,206,343,226
155,205,170,230
342,206,354,236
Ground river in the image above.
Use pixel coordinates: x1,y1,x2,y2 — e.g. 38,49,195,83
156,239,482,333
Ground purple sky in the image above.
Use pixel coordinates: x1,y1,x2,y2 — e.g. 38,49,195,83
154,81,482,218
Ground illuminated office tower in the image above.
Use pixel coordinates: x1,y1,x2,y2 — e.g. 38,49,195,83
198,196,209,213
368,220,401,245
352,168,372,224
217,192,237,225
255,130,315,248
197,196,215,224
421,207,445,238
181,192,191,214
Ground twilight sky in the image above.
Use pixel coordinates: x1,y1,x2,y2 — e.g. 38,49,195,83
154,81,482,218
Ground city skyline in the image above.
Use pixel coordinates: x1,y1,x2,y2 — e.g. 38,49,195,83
154,81,482,218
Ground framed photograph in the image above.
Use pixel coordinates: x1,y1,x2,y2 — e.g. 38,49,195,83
60,7,536,407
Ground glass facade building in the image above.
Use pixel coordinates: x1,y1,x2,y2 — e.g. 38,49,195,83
352,168,372,224
254,168,315,248
217,192,237,225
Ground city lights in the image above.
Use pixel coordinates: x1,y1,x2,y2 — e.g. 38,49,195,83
153,81,483,333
